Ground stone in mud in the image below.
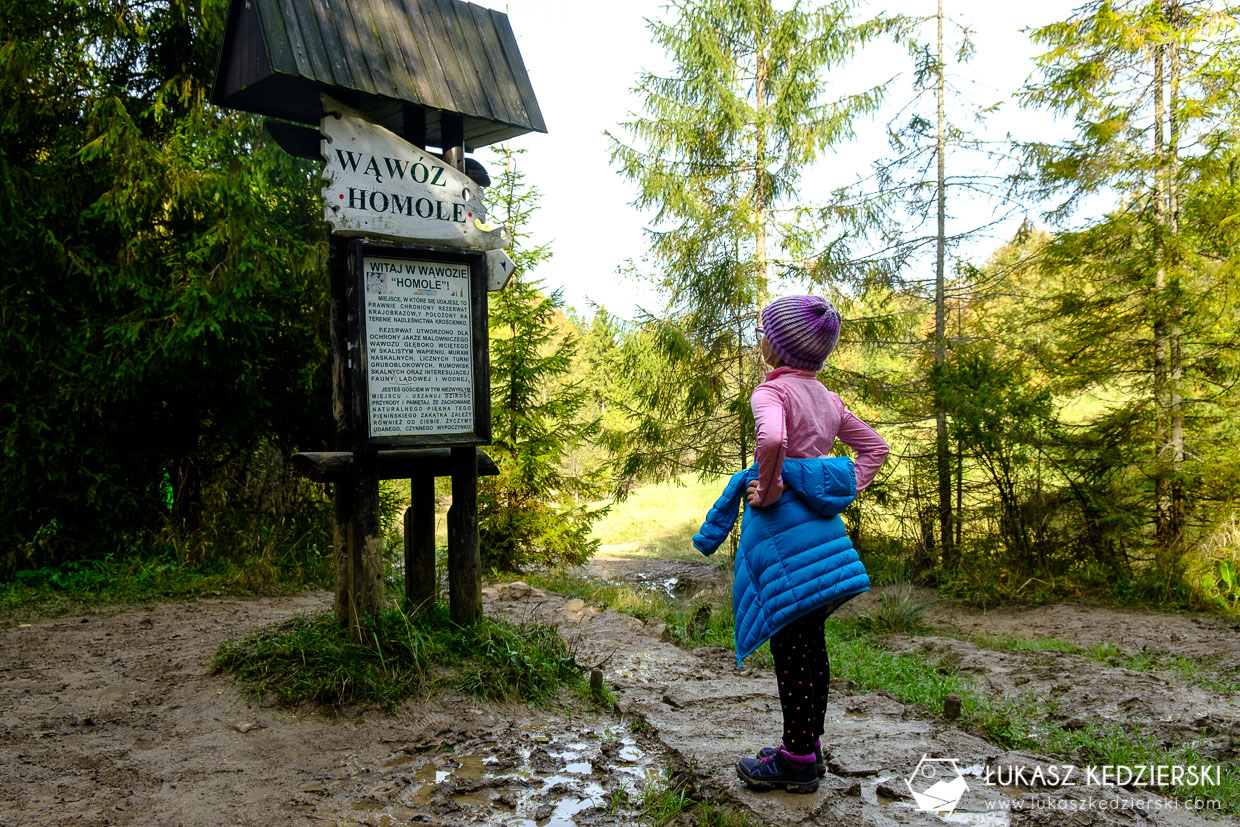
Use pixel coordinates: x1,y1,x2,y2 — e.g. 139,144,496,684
532,803,554,821
826,748,882,777
659,677,769,709
528,746,557,774
875,778,913,801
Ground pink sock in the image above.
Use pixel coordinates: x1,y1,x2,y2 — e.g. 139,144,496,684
779,747,816,766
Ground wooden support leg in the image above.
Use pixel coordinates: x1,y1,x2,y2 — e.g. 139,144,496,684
447,446,482,625
405,474,436,612
332,478,352,631
351,449,385,633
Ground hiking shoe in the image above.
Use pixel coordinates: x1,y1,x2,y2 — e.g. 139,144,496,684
736,748,819,793
756,742,825,777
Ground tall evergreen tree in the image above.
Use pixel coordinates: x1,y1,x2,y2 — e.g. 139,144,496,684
604,0,894,489
478,148,606,572
813,5,1020,573
0,0,328,565
1018,0,1240,570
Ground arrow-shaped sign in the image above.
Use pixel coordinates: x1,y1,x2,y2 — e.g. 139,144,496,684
486,250,516,291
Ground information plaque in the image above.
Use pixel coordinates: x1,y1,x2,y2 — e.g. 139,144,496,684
354,242,490,447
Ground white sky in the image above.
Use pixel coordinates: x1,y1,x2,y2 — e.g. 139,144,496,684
471,0,1084,321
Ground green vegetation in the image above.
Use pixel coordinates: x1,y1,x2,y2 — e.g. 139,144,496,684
2,1,330,573
635,768,761,827
211,602,582,711
604,0,897,492
6,0,1240,627
1,495,332,624
590,474,729,561
846,584,933,635
968,634,1240,694
478,148,607,573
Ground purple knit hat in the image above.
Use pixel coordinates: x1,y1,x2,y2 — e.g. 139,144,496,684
760,295,841,371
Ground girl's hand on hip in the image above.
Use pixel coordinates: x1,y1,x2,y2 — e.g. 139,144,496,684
746,479,761,507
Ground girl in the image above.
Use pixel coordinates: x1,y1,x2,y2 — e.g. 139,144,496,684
737,294,888,791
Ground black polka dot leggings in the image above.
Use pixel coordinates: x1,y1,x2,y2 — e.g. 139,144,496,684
769,606,831,756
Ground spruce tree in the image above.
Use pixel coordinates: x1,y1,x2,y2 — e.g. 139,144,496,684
605,0,896,489
1018,0,1240,571
478,148,606,572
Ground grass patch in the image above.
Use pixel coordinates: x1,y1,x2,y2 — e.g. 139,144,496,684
636,768,762,827
967,634,1240,693
0,546,330,626
847,584,933,635
211,602,582,710
527,570,737,653
591,474,728,561
829,622,1240,812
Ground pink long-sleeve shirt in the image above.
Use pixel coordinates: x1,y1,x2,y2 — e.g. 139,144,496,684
751,366,889,506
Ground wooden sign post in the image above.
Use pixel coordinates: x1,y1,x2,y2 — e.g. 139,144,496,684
211,0,544,638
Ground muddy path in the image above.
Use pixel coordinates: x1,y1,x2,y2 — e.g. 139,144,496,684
1,568,1238,826
0,593,664,827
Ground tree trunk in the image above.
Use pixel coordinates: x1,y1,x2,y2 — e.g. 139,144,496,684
1167,0,1186,550
934,0,954,568
1151,28,1175,565
754,43,769,302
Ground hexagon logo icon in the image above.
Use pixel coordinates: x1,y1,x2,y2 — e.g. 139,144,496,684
906,755,968,814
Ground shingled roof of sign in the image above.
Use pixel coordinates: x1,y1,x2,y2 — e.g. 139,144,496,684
212,0,547,150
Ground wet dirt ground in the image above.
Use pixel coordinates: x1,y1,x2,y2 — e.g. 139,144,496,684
1,556,1238,826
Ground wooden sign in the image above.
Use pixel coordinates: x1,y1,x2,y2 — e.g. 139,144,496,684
354,241,491,448
486,249,516,291
322,96,509,251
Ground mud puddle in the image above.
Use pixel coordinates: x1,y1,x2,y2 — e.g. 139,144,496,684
336,722,661,826
584,552,728,602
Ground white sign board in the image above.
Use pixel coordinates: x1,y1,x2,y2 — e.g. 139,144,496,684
363,256,474,438
321,96,508,251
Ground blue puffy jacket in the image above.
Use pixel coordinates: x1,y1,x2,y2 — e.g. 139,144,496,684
693,456,869,666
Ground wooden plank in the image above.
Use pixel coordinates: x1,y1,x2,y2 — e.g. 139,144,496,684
465,121,523,152
467,2,521,125
423,0,488,119
382,0,446,112
214,1,270,101
445,0,508,124
346,242,385,634
268,0,313,78
281,0,335,85
307,0,359,92
367,0,428,108
490,8,547,133
253,0,297,75
404,476,436,611
336,0,383,97
447,445,482,625
399,0,454,114
328,237,353,631
351,0,400,98
469,254,492,442
291,449,500,482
